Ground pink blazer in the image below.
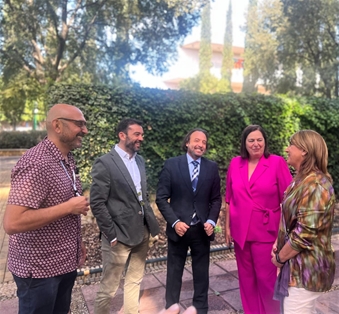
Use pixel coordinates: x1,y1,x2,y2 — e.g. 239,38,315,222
225,154,292,250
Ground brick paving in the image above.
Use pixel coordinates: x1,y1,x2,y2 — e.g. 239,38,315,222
1,156,339,313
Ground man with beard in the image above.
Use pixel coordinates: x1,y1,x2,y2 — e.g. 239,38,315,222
156,128,221,314
3,104,90,314
90,118,159,314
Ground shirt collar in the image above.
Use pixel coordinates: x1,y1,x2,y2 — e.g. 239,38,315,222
186,153,201,165
42,137,74,165
115,144,137,160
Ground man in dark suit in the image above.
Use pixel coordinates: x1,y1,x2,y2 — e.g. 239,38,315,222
90,118,159,314
156,128,221,314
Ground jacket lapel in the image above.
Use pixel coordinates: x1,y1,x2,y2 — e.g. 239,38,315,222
249,155,269,188
179,155,193,194
135,155,147,200
239,158,251,196
195,157,206,194
109,148,139,201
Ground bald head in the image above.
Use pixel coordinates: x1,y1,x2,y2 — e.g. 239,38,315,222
46,104,83,130
45,104,87,156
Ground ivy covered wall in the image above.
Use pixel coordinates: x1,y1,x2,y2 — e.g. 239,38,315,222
47,84,339,193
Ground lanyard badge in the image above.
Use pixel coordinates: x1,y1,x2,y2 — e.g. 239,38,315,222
60,161,81,197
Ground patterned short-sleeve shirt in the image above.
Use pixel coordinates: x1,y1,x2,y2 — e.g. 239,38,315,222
7,138,82,278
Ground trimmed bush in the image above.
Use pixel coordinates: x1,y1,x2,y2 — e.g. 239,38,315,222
40,83,339,194
0,130,47,149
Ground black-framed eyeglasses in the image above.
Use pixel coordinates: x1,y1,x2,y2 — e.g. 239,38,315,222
57,117,87,128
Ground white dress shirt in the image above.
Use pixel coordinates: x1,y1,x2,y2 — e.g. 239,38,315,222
115,144,143,207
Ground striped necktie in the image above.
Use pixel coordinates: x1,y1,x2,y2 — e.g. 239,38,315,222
191,160,199,224
191,160,199,192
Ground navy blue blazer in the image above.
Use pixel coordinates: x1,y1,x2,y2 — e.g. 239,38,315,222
156,154,221,242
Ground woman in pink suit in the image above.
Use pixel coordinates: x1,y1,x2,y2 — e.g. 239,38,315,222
225,125,292,314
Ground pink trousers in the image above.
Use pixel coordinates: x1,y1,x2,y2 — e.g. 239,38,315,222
234,241,280,314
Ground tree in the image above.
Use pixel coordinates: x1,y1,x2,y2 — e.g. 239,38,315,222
0,73,45,129
242,0,285,94
279,0,339,98
180,1,230,93
221,0,233,88
180,73,225,93
0,0,211,126
199,1,212,75
0,0,209,86
181,0,217,93
243,0,339,98
0,78,26,130
242,0,260,93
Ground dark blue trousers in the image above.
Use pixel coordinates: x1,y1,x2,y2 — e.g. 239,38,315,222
166,223,210,314
13,270,77,314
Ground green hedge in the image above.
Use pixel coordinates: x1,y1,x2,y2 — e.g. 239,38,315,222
0,130,47,149
39,83,338,194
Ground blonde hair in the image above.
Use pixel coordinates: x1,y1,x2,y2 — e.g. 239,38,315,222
290,130,332,183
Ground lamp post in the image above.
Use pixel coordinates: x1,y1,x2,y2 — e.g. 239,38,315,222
33,102,38,130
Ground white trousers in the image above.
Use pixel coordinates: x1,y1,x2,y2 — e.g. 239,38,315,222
284,287,322,314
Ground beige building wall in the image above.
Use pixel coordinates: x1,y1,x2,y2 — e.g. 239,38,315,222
162,41,266,94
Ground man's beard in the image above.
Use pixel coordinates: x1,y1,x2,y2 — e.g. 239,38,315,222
125,139,141,154
60,132,85,150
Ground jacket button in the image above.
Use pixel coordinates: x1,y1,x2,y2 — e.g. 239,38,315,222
138,211,142,215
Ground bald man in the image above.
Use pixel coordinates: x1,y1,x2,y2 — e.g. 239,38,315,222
3,104,90,314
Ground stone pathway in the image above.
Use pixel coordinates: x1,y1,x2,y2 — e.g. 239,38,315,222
0,157,20,284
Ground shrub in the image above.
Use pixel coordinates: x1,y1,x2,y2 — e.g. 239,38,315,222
46,84,339,193
0,130,47,149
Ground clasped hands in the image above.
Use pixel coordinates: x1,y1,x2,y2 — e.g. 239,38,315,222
270,241,284,269
174,221,214,237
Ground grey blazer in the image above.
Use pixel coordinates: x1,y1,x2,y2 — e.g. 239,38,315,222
90,147,159,246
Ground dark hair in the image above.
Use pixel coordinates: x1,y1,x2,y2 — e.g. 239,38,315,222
240,125,270,159
181,128,209,152
116,118,143,139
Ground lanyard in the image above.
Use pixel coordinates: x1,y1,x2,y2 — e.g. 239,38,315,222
60,161,80,197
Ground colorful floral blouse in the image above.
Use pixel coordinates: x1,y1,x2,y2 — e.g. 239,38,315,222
277,171,336,292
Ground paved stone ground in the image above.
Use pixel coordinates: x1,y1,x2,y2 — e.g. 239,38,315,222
0,156,20,284
1,156,339,313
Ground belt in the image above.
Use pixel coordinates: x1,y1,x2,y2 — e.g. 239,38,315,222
252,203,280,232
190,223,201,228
